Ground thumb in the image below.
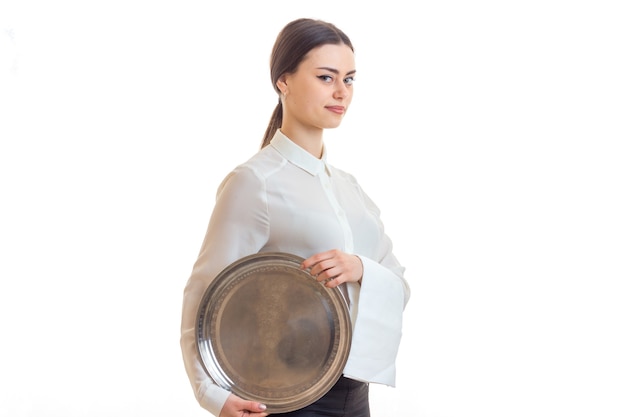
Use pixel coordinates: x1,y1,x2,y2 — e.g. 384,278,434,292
244,401,267,412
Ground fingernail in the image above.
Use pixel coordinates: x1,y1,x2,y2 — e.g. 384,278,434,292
259,404,267,410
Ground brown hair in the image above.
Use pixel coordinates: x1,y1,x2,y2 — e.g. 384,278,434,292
260,18,354,148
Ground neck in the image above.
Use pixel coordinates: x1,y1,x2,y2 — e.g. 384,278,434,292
280,126,324,158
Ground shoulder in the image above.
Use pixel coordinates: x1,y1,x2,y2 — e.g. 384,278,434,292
218,146,287,192
242,145,288,177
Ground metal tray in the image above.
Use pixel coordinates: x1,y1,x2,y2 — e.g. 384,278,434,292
196,252,352,413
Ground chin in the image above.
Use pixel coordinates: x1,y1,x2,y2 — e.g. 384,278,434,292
324,119,344,130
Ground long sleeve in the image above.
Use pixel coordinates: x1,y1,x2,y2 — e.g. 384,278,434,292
340,176,410,386
342,256,407,385
180,166,270,415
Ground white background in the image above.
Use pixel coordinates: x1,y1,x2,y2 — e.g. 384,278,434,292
1,1,625,416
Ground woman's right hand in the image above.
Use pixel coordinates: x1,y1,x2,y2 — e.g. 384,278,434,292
219,394,268,417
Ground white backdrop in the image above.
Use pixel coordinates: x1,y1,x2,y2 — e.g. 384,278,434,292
1,1,625,416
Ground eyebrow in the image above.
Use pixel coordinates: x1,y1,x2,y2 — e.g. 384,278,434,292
316,67,357,76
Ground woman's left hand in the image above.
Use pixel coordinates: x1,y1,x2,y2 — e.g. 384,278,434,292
301,249,363,288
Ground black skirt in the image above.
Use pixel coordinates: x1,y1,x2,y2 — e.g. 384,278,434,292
272,376,370,417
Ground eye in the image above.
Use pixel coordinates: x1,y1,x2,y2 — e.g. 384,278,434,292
318,75,333,83
344,76,355,86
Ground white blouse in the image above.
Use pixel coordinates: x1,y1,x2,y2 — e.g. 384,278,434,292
180,130,410,415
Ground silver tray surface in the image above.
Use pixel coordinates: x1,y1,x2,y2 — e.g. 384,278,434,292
196,252,352,413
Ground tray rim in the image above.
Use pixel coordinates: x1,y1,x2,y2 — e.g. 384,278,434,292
195,251,352,413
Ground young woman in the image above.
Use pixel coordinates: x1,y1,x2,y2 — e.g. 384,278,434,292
180,18,410,417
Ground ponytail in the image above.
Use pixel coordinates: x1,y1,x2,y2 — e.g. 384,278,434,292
261,101,283,148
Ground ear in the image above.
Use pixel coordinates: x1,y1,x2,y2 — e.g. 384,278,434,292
276,75,288,95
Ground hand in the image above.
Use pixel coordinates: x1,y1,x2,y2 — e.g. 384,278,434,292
301,249,363,288
219,394,268,417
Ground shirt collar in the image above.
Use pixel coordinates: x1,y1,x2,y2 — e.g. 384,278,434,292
269,130,329,176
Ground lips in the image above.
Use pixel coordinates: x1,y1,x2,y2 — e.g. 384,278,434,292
326,106,345,115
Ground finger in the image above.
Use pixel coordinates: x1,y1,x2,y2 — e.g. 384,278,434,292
313,262,339,282
324,276,340,288
305,261,327,280
301,250,337,270
243,402,267,413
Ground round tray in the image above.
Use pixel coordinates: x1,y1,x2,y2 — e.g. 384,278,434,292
196,252,352,413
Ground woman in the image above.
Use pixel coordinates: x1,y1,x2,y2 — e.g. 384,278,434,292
180,18,410,417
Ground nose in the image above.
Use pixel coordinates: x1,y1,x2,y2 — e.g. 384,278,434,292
333,82,349,100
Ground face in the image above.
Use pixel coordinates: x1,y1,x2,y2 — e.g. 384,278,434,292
277,43,356,133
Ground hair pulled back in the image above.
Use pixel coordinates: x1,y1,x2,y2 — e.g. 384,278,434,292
260,18,354,148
